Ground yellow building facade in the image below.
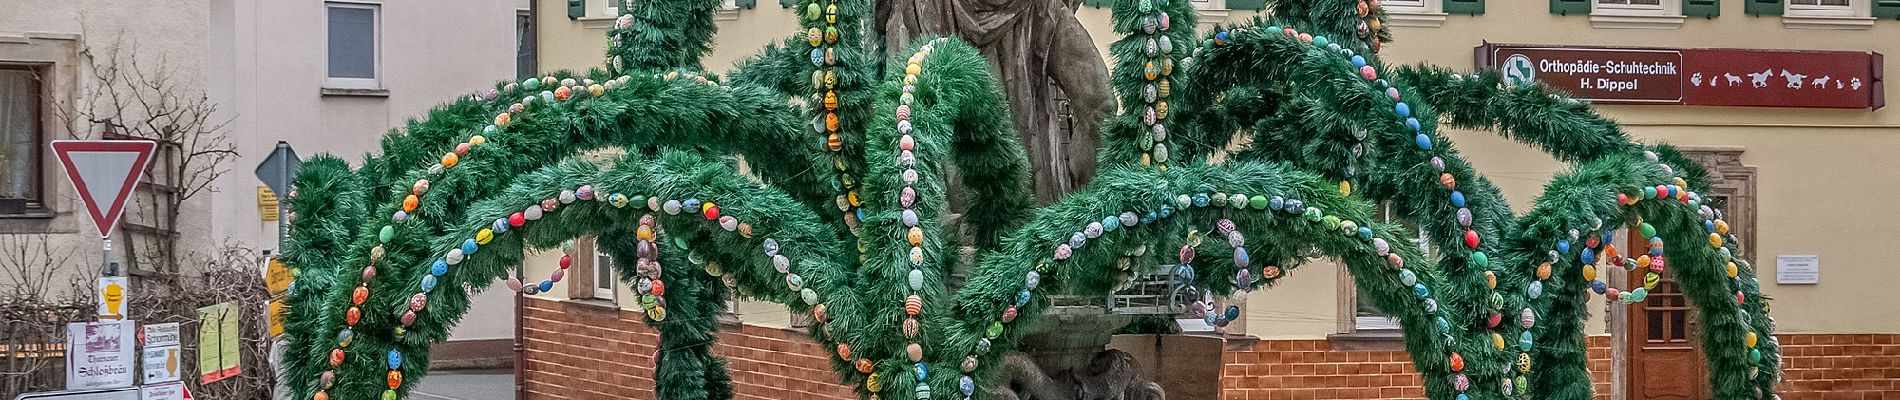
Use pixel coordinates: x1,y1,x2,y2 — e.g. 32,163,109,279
521,1,1896,398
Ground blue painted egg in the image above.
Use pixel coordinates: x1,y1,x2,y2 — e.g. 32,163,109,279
1358,226,1374,240
1450,191,1466,207
1580,248,1596,264
1224,305,1240,320
1520,331,1535,351
1269,195,1286,210
388,349,404,369
1191,193,1210,207
809,49,825,66
421,275,437,292
959,375,975,395
462,239,478,255
1589,280,1607,294
1406,118,1421,132
1351,55,1366,68
1102,216,1120,232
1395,102,1411,117
1016,289,1032,306
1414,283,1431,298
538,279,554,292
915,363,929,380
431,260,448,277
1414,134,1433,150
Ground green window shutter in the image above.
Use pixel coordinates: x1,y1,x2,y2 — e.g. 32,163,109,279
567,0,586,19
1684,0,1719,17
736,0,757,8
778,0,797,8
1744,0,1782,15
1875,0,1900,19
1550,0,1589,15
1227,0,1268,10
1445,0,1484,15
1081,0,1113,8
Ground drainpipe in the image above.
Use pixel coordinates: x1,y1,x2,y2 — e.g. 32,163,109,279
515,2,539,398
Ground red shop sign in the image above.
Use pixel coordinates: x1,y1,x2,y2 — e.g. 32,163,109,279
1477,43,1883,110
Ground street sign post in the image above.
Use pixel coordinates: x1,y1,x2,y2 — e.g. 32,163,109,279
254,142,301,250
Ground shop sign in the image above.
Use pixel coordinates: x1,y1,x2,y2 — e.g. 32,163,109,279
1479,43,1882,109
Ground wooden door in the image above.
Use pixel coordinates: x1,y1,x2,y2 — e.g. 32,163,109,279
1626,230,1708,400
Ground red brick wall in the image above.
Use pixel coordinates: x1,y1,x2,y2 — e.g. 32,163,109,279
1216,336,1613,400
520,298,1900,400
520,297,854,400
1773,334,1900,398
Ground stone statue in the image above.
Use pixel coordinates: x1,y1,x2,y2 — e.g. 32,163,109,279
986,350,1167,400
879,0,1114,203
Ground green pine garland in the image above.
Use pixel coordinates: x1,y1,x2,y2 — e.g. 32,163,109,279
280,0,1780,399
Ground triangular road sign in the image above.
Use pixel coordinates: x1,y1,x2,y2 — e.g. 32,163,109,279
50,140,157,238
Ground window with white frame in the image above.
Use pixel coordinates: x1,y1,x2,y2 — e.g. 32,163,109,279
1382,0,1437,14
325,2,380,89
592,242,617,300
602,0,621,17
1594,0,1675,15
1342,202,1432,333
1787,0,1857,16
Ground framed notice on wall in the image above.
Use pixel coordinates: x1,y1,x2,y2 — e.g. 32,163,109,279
1776,255,1820,284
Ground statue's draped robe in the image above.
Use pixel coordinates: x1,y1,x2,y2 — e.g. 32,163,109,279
882,0,1114,203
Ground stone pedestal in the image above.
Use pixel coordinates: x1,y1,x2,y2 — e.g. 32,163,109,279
1018,305,1134,379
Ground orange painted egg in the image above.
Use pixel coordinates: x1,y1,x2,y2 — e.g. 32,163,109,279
352,286,369,305
905,295,922,315
441,152,459,168
387,370,402,389
1450,352,1465,371
855,358,874,373
907,227,924,246
1440,173,1457,189
330,349,347,366
346,306,362,325
1537,262,1552,280
837,343,852,360
494,112,511,127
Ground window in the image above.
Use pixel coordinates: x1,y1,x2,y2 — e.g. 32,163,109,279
1595,0,1670,14
1344,202,1428,333
0,66,43,215
325,2,380,89
602,0,621,18
1383,0,1435,12
591,242,616,300
1787,0,1857,16
516,11,537,80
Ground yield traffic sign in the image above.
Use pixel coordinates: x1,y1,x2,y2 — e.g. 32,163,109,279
50,140,157,238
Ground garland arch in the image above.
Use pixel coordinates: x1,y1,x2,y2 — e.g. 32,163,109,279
279,0,1782,399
